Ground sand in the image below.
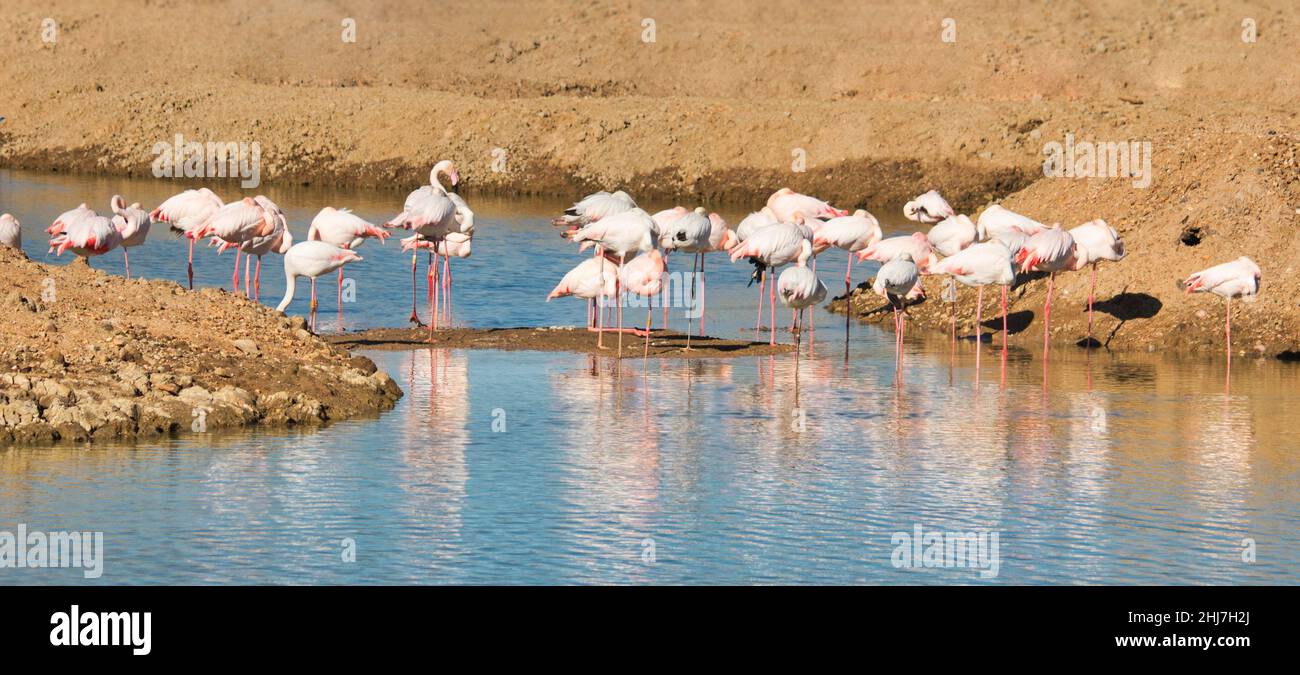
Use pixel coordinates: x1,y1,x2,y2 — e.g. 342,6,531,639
2,0,1298,356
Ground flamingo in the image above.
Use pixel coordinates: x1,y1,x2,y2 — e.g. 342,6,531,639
0,213,20,249
701,211,738,335
856,232,937,277
150,188,224,289
925,213,980,341
929,241,1017,373
308,207,390,310
766,188,848,222
1182,257,1261,365
439,191,476,325
811,208,882,294
1068,219,1126,342
777,264,828,347
619,249,667,357
976,204,1047,242
239,212,293,302
873,253,920,364
46,203,93,236
1014,224,1077,354
729,221,814,345
658,206,712,344
386,160,459,329
735,207,780,332
547,255,618,339
110,195,150,279
189,197,273,294
50,213,122,260
903,190,955,224
276,241,364,332
553,190,637,231
564,207,656,354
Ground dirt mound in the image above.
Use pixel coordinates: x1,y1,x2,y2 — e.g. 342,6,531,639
0,248,401,445
327,326,796,358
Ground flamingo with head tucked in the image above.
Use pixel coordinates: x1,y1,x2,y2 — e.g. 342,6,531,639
977,204,1047,242
0,213,21,250
547,255,618,340
190,196,274,295
553,190,637,231
777,264,828,348
658,207,712,344
1182,257,1261,366
930,241,1018,379
730,221,814,346
150,188,224,289
904,190,955,224
276,241,364,332
1014,224,1077,355
873,253,920,365
620,249,667,358
565,207,656,354
51,212,122,260
1068,219,1126,342
811,208,882,294
766,188,848,222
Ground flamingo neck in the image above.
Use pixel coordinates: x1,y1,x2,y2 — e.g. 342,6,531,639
276,269,297,312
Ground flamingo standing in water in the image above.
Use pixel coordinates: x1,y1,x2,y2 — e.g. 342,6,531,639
658,207,712,345
308,207,390,310
729,221,814,346
553,190,636,232
547,255,618,338
239,212,293,302
904,190,955,224
929,241,1017,381
1014,224,1077,354
1182,257,1261,364
565,207,656,354
1068,219,1126,342
150,188,223,289
926,213,980,342
811,209,882,295
0,213,21,250
873,253,920,365
110,195,150,279
190,196,274,295
735,207,780,333
386,160,460,329
766,188,848,222
777,264,828,347
619,248,667,358
276,241,364,332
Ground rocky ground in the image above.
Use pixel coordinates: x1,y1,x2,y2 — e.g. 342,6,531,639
1,0,1298,358
0,247,401,445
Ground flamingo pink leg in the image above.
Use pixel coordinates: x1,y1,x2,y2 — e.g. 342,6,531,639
1043,272,1056,355
768,268,777,346
309,277,318,333
408,252,422,325
1001,284,1009,388
1225,295,1232,364
232,249,241,293
337,269,344,312
244,253,252,298
699,254,707,337
254,257,262,302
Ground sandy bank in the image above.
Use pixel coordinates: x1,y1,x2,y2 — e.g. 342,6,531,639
0,248,402,445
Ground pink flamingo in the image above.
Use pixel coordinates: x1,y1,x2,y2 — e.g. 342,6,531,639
729,221,814,346
47,203,93,237
777,264,828,347
1014,224,1077,354
658,207,712,344
190,196,274,294
767,188,848,222
857,232,937,276
309,206,390,310
1182,257,1261,365
547,255,619,339
735,207,780,333
903,190,955,224
386,160,459,329
0,213,21,250
811,208,882,295
873,253,920,365
110,195,150,279
276,241,364,332
238,213,293,303
930,241,1017,381
976,204,1047,242
565,207,656,354
553,190,637,231
150,188,223,289
1068,219,1126,342
702,212,737,335
50,213,122,260
619,249,667,358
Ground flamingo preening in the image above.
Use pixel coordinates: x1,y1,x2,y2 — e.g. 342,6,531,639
873,253,920,366
0,213,21,250
386,160,460,330
903,190,955,224
276,241,364,332
564,207,656,354
547,255,618,338
766,188,849,222
1068,219,1126,343
619,248,667,358
1014,224,1077,355
777,264,828,348
658,206,712,345
150,188,224,289
50,212,122,260
1182,257,1261,365
189,196,279,295
110,195,150,279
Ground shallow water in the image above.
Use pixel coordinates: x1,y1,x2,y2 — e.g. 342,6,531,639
1,169,1297,585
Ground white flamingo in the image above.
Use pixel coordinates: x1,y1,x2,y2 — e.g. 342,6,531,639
1182,257,1261,365
873,253,920,364
276,241,364,332
1068,219,1126,341
1014,224,1077,354
386,160,459,329
309,206,390,310
0,213,21,250
729,221,814,345
110,195,150,279
904,190,955,224
150,188,223,289
811,208,882,293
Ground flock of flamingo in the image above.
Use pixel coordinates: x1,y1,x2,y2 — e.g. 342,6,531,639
0,159,1263,368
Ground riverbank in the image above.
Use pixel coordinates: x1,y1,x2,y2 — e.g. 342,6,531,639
0,248,402,445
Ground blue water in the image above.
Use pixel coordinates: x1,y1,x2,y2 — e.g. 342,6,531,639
1,169,1297,584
